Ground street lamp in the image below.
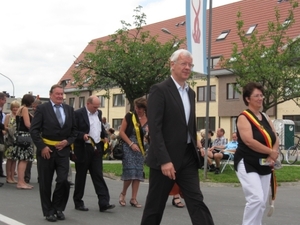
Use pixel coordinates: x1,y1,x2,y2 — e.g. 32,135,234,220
161,28,174,36
161,28,180,47
0,72,15,97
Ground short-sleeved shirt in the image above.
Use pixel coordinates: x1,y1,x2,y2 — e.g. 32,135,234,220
224,141,238,155
212,136,227,147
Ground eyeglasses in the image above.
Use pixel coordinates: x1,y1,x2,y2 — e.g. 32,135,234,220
175,61,194,68
251,94,265,99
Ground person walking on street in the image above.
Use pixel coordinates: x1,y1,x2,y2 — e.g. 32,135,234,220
234,82,279,225
118,97,148,208
30,84,77,222
141,49,214,225
73,95,115,212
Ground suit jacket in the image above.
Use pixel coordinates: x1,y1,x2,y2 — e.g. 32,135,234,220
73,107,107,163
30,101,77,157
145,77,201,170
0,113,5,144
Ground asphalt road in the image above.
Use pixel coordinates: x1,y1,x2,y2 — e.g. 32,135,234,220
0,163,299,225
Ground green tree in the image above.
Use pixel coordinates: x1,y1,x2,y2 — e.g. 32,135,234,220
221,0,300,112
72,6,185,110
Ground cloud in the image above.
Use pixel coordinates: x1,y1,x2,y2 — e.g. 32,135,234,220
0,0,240,97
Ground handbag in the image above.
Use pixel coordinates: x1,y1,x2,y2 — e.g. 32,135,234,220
15,115,32,147
113,139,124,160
16,135,32,147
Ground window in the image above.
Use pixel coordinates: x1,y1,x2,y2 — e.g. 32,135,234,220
6,103,10,110
209,56,220,69
79,97,85,108
246,24,257,35
196,117,215,131
216,30,230,41
283,115,300,133
113,119,123,131
69,98,75,108
231,117,237,133
282,18,291,27
98,95,105,108
197,85,216,102
227,83,240,100
113,94,125,107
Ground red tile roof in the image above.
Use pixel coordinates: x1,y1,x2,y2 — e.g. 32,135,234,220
60,0,300,89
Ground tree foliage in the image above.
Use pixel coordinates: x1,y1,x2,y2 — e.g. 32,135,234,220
72,6,185,110
221,0,300,112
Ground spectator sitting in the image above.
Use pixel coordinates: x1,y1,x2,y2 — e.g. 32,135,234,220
213,132,238,173
199,129,215,171
207,128,227,174
108,128,118,160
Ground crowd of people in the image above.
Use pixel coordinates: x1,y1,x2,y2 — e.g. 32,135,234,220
0,49,279,225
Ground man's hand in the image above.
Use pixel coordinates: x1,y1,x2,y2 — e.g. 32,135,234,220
41,146,52,159
83,134,89,141
55,140,68,151
161,162,176,180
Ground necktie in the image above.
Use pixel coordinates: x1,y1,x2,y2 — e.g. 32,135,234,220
54,105,63,127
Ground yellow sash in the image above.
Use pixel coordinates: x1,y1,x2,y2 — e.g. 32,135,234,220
42,138,74,150
130,112,145,156
242,110,272,148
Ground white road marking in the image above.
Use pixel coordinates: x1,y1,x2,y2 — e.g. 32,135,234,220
0,214,26,225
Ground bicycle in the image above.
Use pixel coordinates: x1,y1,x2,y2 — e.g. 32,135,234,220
285,135,300,165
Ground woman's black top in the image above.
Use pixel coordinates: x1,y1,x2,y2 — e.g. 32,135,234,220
16,114,32,132
234,110,276,175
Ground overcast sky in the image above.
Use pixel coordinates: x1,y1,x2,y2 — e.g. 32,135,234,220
0,0,240,98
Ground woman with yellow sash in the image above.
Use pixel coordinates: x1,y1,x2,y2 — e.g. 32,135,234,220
234,82,279,225
118,97,147,208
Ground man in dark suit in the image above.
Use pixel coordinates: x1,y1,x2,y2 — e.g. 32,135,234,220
73,95,115,212
30,84,77,222
0,92,7,186
141,49,214,225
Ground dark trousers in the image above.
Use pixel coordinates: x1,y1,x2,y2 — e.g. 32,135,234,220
73,143,110,208
24,161,32,182
141,144,214,225
0,151,4,176
37,149,70,216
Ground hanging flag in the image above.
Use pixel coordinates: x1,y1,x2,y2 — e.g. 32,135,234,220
186,0,207,75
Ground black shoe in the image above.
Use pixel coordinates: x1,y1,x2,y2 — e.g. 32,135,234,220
75,205,89,211
99,204,115,212
214,168,220,174
208,165,216,172
0,182,3,187
0,174,6,177
55,211,65,220
45,215,57,222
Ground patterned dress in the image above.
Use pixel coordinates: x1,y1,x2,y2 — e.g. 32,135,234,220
121,123,147,181
12,115,34,161
5,114,16,159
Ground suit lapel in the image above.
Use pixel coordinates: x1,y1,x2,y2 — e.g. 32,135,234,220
187,88,195,126
166,77,186,123
47,102,59,125
82,108,90,126
62,103,68,126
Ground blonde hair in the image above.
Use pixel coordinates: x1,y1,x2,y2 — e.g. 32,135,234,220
199,129,206,138
10,100,21,110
